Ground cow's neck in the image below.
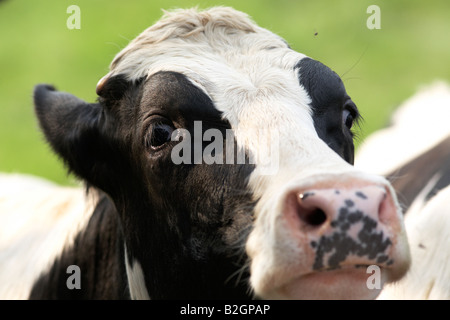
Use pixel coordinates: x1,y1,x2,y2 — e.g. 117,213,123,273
30,188,252,299
29,191,129,299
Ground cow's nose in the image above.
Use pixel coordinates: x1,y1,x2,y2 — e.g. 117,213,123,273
283,185,396,270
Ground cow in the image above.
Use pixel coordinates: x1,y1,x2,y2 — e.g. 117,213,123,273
0,7,411,300
355,82,450,299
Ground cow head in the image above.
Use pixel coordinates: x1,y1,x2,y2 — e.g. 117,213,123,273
34,7,410,299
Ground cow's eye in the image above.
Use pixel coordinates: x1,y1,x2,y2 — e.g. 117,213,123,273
146,122,174,150
342,109,354,130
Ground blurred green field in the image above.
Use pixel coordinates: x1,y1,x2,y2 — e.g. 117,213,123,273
0,0,449,185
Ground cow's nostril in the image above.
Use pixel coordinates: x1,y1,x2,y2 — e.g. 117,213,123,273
298,207,327,227
288,192,329,228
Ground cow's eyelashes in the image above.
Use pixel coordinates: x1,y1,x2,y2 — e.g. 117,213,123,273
145,119,175,151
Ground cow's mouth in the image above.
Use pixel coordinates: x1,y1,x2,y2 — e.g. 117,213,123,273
266,265,386,300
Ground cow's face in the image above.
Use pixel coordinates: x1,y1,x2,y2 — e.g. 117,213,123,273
34,7,410,299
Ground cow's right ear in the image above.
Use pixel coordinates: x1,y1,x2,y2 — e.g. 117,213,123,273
33,84,116,188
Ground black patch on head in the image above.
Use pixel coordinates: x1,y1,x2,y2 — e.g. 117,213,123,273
32,71,256,299
295,58,360,164
139,71,231,132
120,71,256,299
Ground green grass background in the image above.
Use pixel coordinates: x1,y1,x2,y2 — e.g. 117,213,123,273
0,0,449,185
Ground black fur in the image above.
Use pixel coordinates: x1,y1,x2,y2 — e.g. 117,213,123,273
296,58,360,164
29,192,129,299
32,72,255,299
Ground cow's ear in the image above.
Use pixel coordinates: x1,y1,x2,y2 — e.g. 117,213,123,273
33,84,116,187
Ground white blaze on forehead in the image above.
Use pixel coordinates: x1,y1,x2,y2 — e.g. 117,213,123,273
104,7,359,205
104,7,346,176
108,7,287,80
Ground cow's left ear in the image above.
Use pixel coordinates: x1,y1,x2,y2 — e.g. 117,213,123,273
34,84,116,188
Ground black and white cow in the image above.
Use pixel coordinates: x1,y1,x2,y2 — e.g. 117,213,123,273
0,7,411,300
356,82,450,299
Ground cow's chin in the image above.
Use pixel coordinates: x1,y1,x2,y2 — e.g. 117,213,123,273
262,267,386,300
